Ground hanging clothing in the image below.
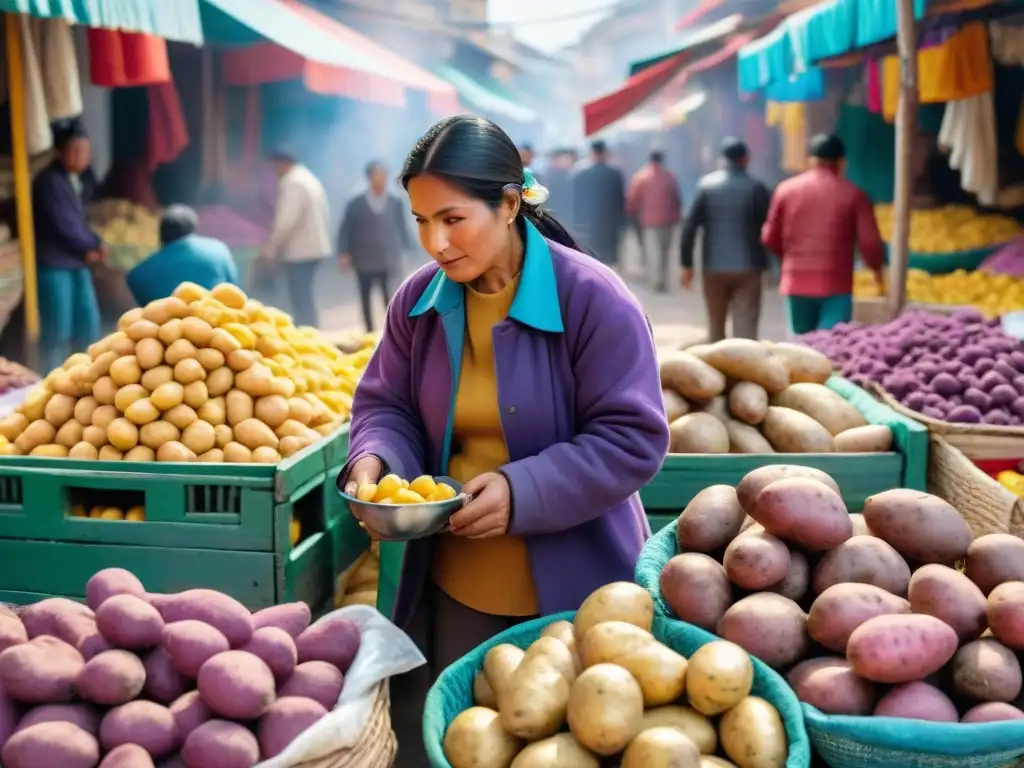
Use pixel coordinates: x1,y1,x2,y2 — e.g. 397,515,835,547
938,91,998,206
146,82,189,171
87,29,170,88
33,17,81,121
766,101,808,174
18,16,50,156
865,60,882,114
990,22,1024,66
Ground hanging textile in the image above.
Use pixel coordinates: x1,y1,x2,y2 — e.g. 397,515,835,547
990,22,1024,66
766,101,809,173
32,17,81,121
146,82,189,171
939,91,998,206
18,16,50,155
865,60,882,113
88,29,170,88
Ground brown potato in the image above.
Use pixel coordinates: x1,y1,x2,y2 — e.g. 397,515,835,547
621,727,701,768
510,733,597,767
952,638,1023,703
140,365,174,391
157,318,184,345
482,644,525,702
659,352,726,401
134,337,165,370
725,419,775,454
812,536,912,596
669,413,729,454
717,594,809,669
573,582,653,642
234,418,279,451
123,445,156,462
164,404,198,430
863,489,972,565
164,338,197,367
124,399,160,426
182,420,217,456
69,442,99,460
539,621,581,672
772,383,868,436
206,367,234,398
180,316,215,347
808,583,912,652
723,530,790,590
502,652,571,741
54,420,84,449
767,342,832,384
98,446,123,460
834,424,893,453
196,348,225,372
686,640,753,716
16,420,56,454
640,706,717,754
752,477,852,551
965,534,1024,595
719,696,787,768
222,442,252,463
140,421,180,450
567,663,643,755
173,359,206,385
660,553,732,631
44,394,76,428
226,390,254,427
676,484,745,553
113,384,149,414
157,441,194,462
728,382,768,425
109,356,142,387
444,707,521,768
579,622,687,706
701,339,789,394
663,389,690,422
183,381,209,410
760,406,834,453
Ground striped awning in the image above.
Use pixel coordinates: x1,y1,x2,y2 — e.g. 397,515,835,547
0,0,203,43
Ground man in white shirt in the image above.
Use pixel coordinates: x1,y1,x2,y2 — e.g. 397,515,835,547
263,147,331,328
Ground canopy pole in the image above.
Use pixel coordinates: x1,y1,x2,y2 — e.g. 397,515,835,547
887,0,918,319
5,14,40,363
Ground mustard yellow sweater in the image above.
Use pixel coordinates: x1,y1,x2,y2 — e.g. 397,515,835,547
432,276,539,616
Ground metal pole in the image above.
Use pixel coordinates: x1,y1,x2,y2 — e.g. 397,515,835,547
887,0,918,318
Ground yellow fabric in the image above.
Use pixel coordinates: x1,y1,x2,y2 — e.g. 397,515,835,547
882,22,993,122
767,101,808,173
431,274,539,617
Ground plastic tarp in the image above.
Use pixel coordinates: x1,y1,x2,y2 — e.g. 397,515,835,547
434,63,536,123
0,0,203,44
765,66,826,101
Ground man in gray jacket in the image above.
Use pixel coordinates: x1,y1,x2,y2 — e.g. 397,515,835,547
338,161,412,332
680,138,771,342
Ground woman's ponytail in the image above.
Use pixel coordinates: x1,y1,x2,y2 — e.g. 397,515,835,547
521,204,586,253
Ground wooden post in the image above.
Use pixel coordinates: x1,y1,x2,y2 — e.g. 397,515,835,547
887,0,918,318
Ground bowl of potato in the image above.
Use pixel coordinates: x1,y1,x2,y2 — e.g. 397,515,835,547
337,473,467,541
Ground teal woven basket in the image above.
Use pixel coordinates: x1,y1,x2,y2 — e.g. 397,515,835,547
635,520,683,618
422,611,812,768
803,704,1024,768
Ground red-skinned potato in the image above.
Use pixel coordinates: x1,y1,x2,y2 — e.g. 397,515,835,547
847,614,958,684
717,593,809,670
862,489,972,565
807,583,911,653
723,530,790,590
988,582,1024,651
873,681,958,721
786,657,876,715
812,536,912,597
660,553,733,631
908,564,987,644
965,535,1024,595
752,477,853,551
736,465,840,515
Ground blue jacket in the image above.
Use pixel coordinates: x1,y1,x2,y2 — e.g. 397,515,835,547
127,234,239,306
32,161,101,270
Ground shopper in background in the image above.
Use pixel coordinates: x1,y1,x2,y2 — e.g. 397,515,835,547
572,140,626,268
627,149,682,292
262,147,331,328
544,148,576,228
337,160,412,332
32,125,105,371
127,205,238,306
518,143,537,176
680,138,771,341
762,133,885,336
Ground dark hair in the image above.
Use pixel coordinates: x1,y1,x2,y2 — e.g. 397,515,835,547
160,205,198,246
54,126,88,152
809,133,845,161
401,115,582,251
268,145,297,163
365,160,386,178
590,140,608,155
519,143,533,152
721,137,748,162
649,150,665,164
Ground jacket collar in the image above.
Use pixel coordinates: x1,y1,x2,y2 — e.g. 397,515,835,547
409,219,564,333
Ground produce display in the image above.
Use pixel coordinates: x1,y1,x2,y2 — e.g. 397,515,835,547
353,474,458,504
0,283,372,462
997,470,1024,499
659,339,893,454
89,200,160,272
799,308,1024,425
444,581,789,768
981,238,1024,277
70,505,146,522
853,268,1024,318
335,542,380,609
0,568,360,766
874,204,1020,253
659,464,1024,724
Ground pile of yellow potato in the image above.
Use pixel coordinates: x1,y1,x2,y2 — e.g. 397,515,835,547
354,473,457,505
874,204,1021,253
0,282,373,463
445,582,788,768
854,268,1024,317
90,199,160,250
70,504,145,521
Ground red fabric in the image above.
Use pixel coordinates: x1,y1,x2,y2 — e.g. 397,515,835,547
975,459,1024,478
146,82,189,171
762,167,886,297
627,165,682,227
583,52,690,137
88,29,170,87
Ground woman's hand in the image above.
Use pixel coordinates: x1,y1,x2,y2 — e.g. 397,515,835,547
344,456,384,537
449,472,511,539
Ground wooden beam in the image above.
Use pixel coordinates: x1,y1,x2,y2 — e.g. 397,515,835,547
887,0,917,319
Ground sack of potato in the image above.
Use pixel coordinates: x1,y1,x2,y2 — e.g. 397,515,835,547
634,464,1024,768
426,581,811,768
0,283,374,463
660,339,894,454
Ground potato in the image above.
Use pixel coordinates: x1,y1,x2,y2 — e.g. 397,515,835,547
807,583,911,653
54,417,84,447
277,661,343,710
20,599,109,659
873,681,958,721
14,420,55,454
0,609,26,653
772,383,868,436
573,582,653,642
847,614,958,683
173,359,205,385
760,406,834,452
726,419,775,454
69,442,99,460
640,705,716,753
483,644,525,702
685,640,753,716
786,657,875,715
677,485,745,552
169,691,212,741
235,364,276,397
225,390,253,427
736,464,841,515
140,421,180,451
295,615,360,672
696,395,729,422
140,365,173,391
719,696,787,768
962,702,1024,722
834,424,893,453
579,622,686,706
163,339,196,367
135,338,166,373
539,620,581,672
849,513,872,536
663,389,690,422
222,442,251,463
622,726,701,767
660,553,733,630
669,412,729,453
862,489,972,565
287,397,314,425
0,636,84,703
44,394,76,427
473,670,497,708
257,696,328,759
239,626,297,679
124,398,160,426
109,356,142,387
988,582,1024,650
723,529,790,589
444,707,521,768
142,648,188,704
501,651,571,740
701,759,739,768
909,564,987,643
702,339,789,394
91,404,118,429
15,703,100,735
164,404,198,431
567,663,644,755
227,349,257,372
717,594,808,669
522,637,576,685
143,296,189,325
76,650,145,705
30,443,69,457
767,549,809,602
509,732,598,767
98,743,155,767
180,719,259,767
95,594,164,649
752,477,852,551
180,316,214,347
252,602,311,639
1,722,100,768
156,442,192,462
254,395,290,428
812,536,912,597
729,382,768,425
952,638,1023,702
209,328,242,356
150,589,254,647
181,420,217,456
660,352,727,400
98,446,123,461
147,382,182,412
197,650,275,719
107,418,139,452
767,342,832,384
0,412,27,440
965,534,1024,595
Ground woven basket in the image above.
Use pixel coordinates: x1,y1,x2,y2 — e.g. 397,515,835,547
286,682,395,768
422,612,811,768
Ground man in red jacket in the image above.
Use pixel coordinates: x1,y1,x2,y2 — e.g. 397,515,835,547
761,133,885,335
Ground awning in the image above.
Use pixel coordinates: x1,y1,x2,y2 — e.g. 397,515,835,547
205,0,459,115
629,14,744,76
674,0,729,32
0,0,203,43
583,52,690,137
435,64,536,123
654,32,757,115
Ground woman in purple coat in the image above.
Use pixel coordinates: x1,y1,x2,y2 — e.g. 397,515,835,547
340,115,669,759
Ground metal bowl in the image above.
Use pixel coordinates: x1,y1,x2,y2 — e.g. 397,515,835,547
335,475,470,542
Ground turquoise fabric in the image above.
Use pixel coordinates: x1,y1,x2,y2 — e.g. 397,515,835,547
125,234,239,307
766,68,825,102
854,0,927,48
835,103,895,204
422,611,812,768
786,0,856,68
434,64,535,123
0,0,202,44
738,25,791,92
785,294,853,335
